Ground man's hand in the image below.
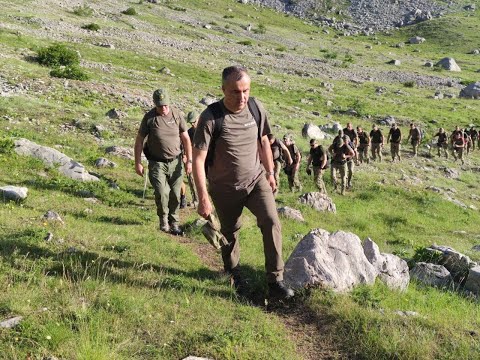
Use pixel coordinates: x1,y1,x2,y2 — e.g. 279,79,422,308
185,162,192,175
306,167,312,176
267,174,277,192
197,196,213,219
135,163,144,177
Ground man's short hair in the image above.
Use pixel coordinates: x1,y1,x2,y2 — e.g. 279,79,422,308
309,139,316,145
267,134,275,141
222,65,248,84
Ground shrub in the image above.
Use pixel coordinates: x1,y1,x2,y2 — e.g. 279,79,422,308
238,40,253,46
276,46,287,52
81,23,100,31
50,65,88,81
254,23,266,34
403,81,416,88
36,43,80,67
324,51,338,59
122,7,137,15
223,14,234,19
0,137,14,154
73,5,93,17
411,246,442,264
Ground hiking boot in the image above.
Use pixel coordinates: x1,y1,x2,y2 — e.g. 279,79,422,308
268,281,294,301
229,267,248,297
179,195,186,209
169,223,183,236
159,216,170,233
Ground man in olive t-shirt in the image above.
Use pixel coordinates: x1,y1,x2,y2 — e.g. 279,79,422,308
370,124,384,162
192,66,294,301
134,88,192,235
387,123,402,162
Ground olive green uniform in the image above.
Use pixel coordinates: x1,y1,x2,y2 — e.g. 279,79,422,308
270,138,284,196
139,107,187,225
357,131,370,164
285,143,302,192
331,145,349,195
193,99,284,283
409,127,421,156
370,129,383,162
388,127,402,161
309,145,327,193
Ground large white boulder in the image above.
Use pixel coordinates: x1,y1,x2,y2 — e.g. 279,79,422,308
464,265,480,295
298,192,336,213
410,262,453,288
435,58,461,72
284,229,377,292
0,186,28,201
363,238,410,291
460,82,480,99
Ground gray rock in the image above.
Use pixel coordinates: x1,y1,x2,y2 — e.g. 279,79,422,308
472,245,480,252
277,206,305,222
464,265,480,295
14,139,99,182
95,158,117,168
302,123,327,140
442,167,459,179
459,82,480,99
388,59,401,66
379,115,396,126
470,49,480,55
284,229,377,292
363,238,410,291
105,146,135,160
435,58,461,72
298,192,336,213
428,245,474,283
409,36,426,44
424,61,434,67
0,186,28,201
43,210,64,224
106,108,127,119
410,262,453,288
395,310,419,317
0,316,23,329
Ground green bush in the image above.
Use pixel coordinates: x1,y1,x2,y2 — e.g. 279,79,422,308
223,14,234,19
238,40,253,46
0,137,14,154
36,43,80,67
403,81,416,88
253,23,266,34
50,65,88,81
411,246,442,265
324,51,338,59
122,7,137,15
276,46,287,52
81,23,100,31
73,5,93,17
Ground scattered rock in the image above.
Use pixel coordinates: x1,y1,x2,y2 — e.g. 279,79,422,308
428,245,474,284
409,36,426,44
464,265,480,295
284,229,377,292
277,206,305,222
394,310,419,317
43,210,64,225
106,108,127,119
0,316,23,329
301,123,328,140
410,262,453,288
435,58,461,72
459,82,480,99
424,61,434,67
388,59,401,66
298,192,336,213
378,115,396,126
0,186,28,201
105,146,136,160
442,167,459,179
95,158,117,168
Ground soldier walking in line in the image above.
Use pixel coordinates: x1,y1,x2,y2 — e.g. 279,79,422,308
268,134,293,196
134,88,192,235
433,128,449,158
328,136,355,195
452,131,465,165
467,126,478,151
406,123,422,157
343,122,358,164
356,126,370,164
306,139,328,194
370,124,384,162
387,123,402,162
283,134,302,192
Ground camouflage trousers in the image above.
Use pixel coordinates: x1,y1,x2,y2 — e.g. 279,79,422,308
312,166,327,194
287,168,302,192
148,156,183,225
346,160,354,187
453,148,464,164
358,145,369,163
371,143,382,162
390,142,401,161
331,162,347,194
411,139,420,156
437,143,448,158
273,159,282,196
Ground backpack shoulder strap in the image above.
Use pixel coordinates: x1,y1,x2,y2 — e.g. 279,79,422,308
247,97,263,147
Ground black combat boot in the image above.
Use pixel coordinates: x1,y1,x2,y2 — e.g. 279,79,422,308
268,281,294,301
229,267,248,297
179,195,186,209
169,223,183,236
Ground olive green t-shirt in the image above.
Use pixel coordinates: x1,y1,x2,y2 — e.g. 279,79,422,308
139,107,187,160
193,99,271,189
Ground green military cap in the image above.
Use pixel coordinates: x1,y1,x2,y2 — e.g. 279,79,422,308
153,88,170,106
187,111,199,124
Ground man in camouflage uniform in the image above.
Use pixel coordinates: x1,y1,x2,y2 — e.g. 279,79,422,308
283,134,302,192
387,123,402,162
370,124,384,162
306,139,327,194
268,134,292,196
407,123,422,157
328,136,354,195
134,88,192,235
356,126,370,164
192,66,294,301
452,131,465,164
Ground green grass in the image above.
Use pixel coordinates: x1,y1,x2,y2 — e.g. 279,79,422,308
1,0,480,358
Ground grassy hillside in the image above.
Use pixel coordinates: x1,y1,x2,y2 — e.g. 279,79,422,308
1,0,480,359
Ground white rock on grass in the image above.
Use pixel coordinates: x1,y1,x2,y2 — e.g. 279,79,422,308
464,265,480,296
409,36,426,44
298,192,336,213
363,238,410,291
277,206,305,222
0,186,28,201
435,58,461,72
410,262,453,288
0,316,23,328
302,123,328,140
459,82,480,99
284,229,377,292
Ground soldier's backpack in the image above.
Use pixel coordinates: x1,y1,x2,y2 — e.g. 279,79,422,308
205,97,262,174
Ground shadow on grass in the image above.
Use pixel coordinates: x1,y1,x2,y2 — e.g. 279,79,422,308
0,229,231,298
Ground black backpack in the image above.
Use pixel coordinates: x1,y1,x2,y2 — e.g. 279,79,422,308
205,98,262,174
